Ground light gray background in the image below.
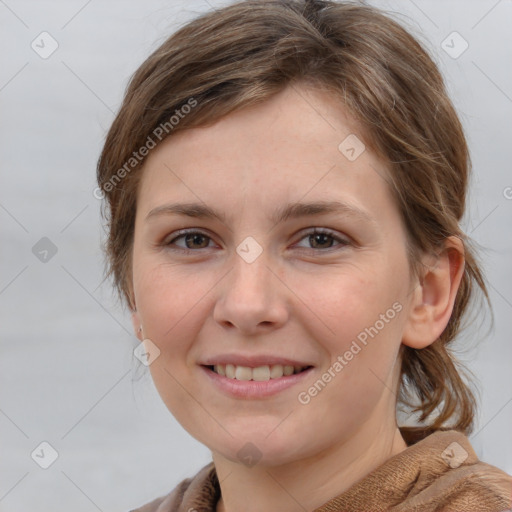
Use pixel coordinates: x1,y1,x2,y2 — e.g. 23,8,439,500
1,1,511,511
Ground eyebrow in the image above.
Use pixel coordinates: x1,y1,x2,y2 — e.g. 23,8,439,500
145,200,376,226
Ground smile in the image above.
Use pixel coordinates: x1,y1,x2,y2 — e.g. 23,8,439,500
208,364,311,381
200,364,314,399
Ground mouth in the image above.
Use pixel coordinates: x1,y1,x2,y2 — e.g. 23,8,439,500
203,363,313,381
199,354,315,398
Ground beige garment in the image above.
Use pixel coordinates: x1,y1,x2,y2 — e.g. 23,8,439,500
130,430,512,512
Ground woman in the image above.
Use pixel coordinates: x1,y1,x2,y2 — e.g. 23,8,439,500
96,1,512,510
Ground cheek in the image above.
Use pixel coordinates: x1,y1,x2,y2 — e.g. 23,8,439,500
134,260,206,340
133,262,208,421
298,264,406,388
296,264,400,339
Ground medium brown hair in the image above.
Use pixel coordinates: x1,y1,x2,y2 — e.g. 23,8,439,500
97,0,491,443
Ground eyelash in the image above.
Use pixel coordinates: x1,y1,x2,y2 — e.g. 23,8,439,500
163,228,351,254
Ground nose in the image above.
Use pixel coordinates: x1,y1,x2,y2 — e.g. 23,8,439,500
212,244,289,335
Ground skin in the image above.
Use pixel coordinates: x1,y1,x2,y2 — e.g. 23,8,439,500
130,83,465,512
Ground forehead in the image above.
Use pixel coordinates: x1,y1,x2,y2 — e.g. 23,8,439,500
136,83,397,229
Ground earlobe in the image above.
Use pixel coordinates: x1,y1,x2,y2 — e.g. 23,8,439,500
402,237,465,350
131,309,143,341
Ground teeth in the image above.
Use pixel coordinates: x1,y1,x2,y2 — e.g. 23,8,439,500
270,365,284,379
225,364,236,379
212,364,306,381
235,366,252,381
252,365,270,381
283,365,294,376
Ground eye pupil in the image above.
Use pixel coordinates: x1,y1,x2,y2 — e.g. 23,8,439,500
310,232,332,249
186,233,209,249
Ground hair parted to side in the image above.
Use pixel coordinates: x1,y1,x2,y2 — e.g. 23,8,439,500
97,0,491,443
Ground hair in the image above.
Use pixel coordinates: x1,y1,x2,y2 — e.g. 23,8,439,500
97,0,491,444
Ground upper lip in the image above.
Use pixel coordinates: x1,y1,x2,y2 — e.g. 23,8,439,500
200,354,314,368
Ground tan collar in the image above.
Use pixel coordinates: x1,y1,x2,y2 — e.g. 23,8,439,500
151,429,511,512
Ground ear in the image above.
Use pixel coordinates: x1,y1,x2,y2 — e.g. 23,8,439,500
402,236,465,349
130,305,143,341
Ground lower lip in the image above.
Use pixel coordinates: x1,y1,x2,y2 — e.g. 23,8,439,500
200,365,314,399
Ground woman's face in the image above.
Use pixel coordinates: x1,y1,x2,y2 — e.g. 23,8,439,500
130,84,416,466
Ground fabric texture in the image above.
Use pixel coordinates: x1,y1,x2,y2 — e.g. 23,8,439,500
130,429,512,512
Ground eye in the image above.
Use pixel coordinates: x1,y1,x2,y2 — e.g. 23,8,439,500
163,228,351,253
164,230,215,251
294,228,350,251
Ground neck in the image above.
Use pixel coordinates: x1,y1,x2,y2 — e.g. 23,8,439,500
213,423,407,512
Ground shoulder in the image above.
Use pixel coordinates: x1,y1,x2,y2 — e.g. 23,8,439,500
128,462,217,512
403,430,512,510
442,460,512,510
329,429,512,511
128,477,193,512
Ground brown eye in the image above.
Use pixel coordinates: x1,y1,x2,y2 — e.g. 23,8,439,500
163,228,350,254
309,232,334,249
165,230,214,250
183,233,210,249
295,229,350,251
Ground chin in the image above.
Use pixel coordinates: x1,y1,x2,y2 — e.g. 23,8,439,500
214,443,298,468
206,426,311,468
